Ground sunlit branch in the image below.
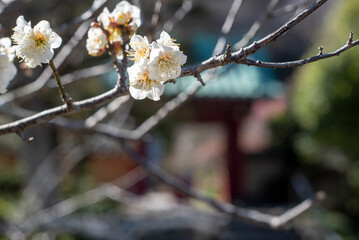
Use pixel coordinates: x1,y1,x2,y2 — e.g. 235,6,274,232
243,36,359,68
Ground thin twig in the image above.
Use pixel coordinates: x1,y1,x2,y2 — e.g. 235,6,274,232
48,60,73,109
243,38,359,68
14,127,34,143
162,0,193,33
181,0,329,77
234,0,280,50
151,0,163,27
212,0,243,55
271,0,313,17
47,62,113,88
84,95,131,128
56,0,109,35
119,26,129,88
195,74,205,86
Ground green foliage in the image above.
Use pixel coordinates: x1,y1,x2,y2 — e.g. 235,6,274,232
292,0,359,162
291,1,359,237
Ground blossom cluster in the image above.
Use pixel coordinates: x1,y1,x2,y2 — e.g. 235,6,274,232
127,31,187,101
12,16,62,68
86,1,141,58
0,37,16,93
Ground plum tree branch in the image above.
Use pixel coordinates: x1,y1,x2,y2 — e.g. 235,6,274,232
0,0,356,139
121,141,325,230
242,37,359,68
180,0,328,77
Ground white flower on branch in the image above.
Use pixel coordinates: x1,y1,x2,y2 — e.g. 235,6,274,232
86,27,108,57
148,43,187,82
0,54,17,94
156,31,180,51
127,31,186,100
97,1,141,40
12,16,62,68
0,37,16,62
112,1,141,28
128,34,150,62
128,59,164,101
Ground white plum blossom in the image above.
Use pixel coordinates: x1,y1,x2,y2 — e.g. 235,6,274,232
0,54,17,94
0,37,16,61
90,1,141,59
97,1,141,33
156,31,180,50
86,27,108,56
11,15,32,45
128,34,150,62
113,1,141,30
148,43,187,82
128,59,164,101
127,31,187,101
12,16,62,68
97,7,112,30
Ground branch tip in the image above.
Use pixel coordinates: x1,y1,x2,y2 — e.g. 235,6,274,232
195,74,205,86
15,128,34,143
225,43,232,56
347,32,354,45
222,42,232,62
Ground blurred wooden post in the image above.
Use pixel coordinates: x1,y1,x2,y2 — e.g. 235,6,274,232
226,115,244,201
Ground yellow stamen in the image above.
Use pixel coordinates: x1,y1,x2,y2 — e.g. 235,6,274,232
34,32,47,47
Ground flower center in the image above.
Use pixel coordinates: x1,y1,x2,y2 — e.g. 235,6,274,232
159,53,175,69
131,72,158,91
128,43,148,61
33,32,47,48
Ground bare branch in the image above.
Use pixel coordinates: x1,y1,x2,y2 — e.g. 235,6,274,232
0,0,354,140
270,0,313,17
0,86,128,135
234,0,280,50
49,60,73,109
162,0,193,33
57,0,109,35
151,0,163,27
47,63,113,88
243,38,359,68
18,167,147,233
15,127,34,143
121,141,325,229
195,74,205,86
84,95,131,128
212,0,243,55
181,0,329,77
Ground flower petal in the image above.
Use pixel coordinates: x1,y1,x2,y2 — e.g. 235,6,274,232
129,85,147,100
147,82,164,101
51,32,62,49
35,20,51,32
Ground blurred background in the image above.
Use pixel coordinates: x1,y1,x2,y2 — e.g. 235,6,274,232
0,0,358,239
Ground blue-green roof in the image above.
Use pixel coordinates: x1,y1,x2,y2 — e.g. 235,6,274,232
164,64,283,99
